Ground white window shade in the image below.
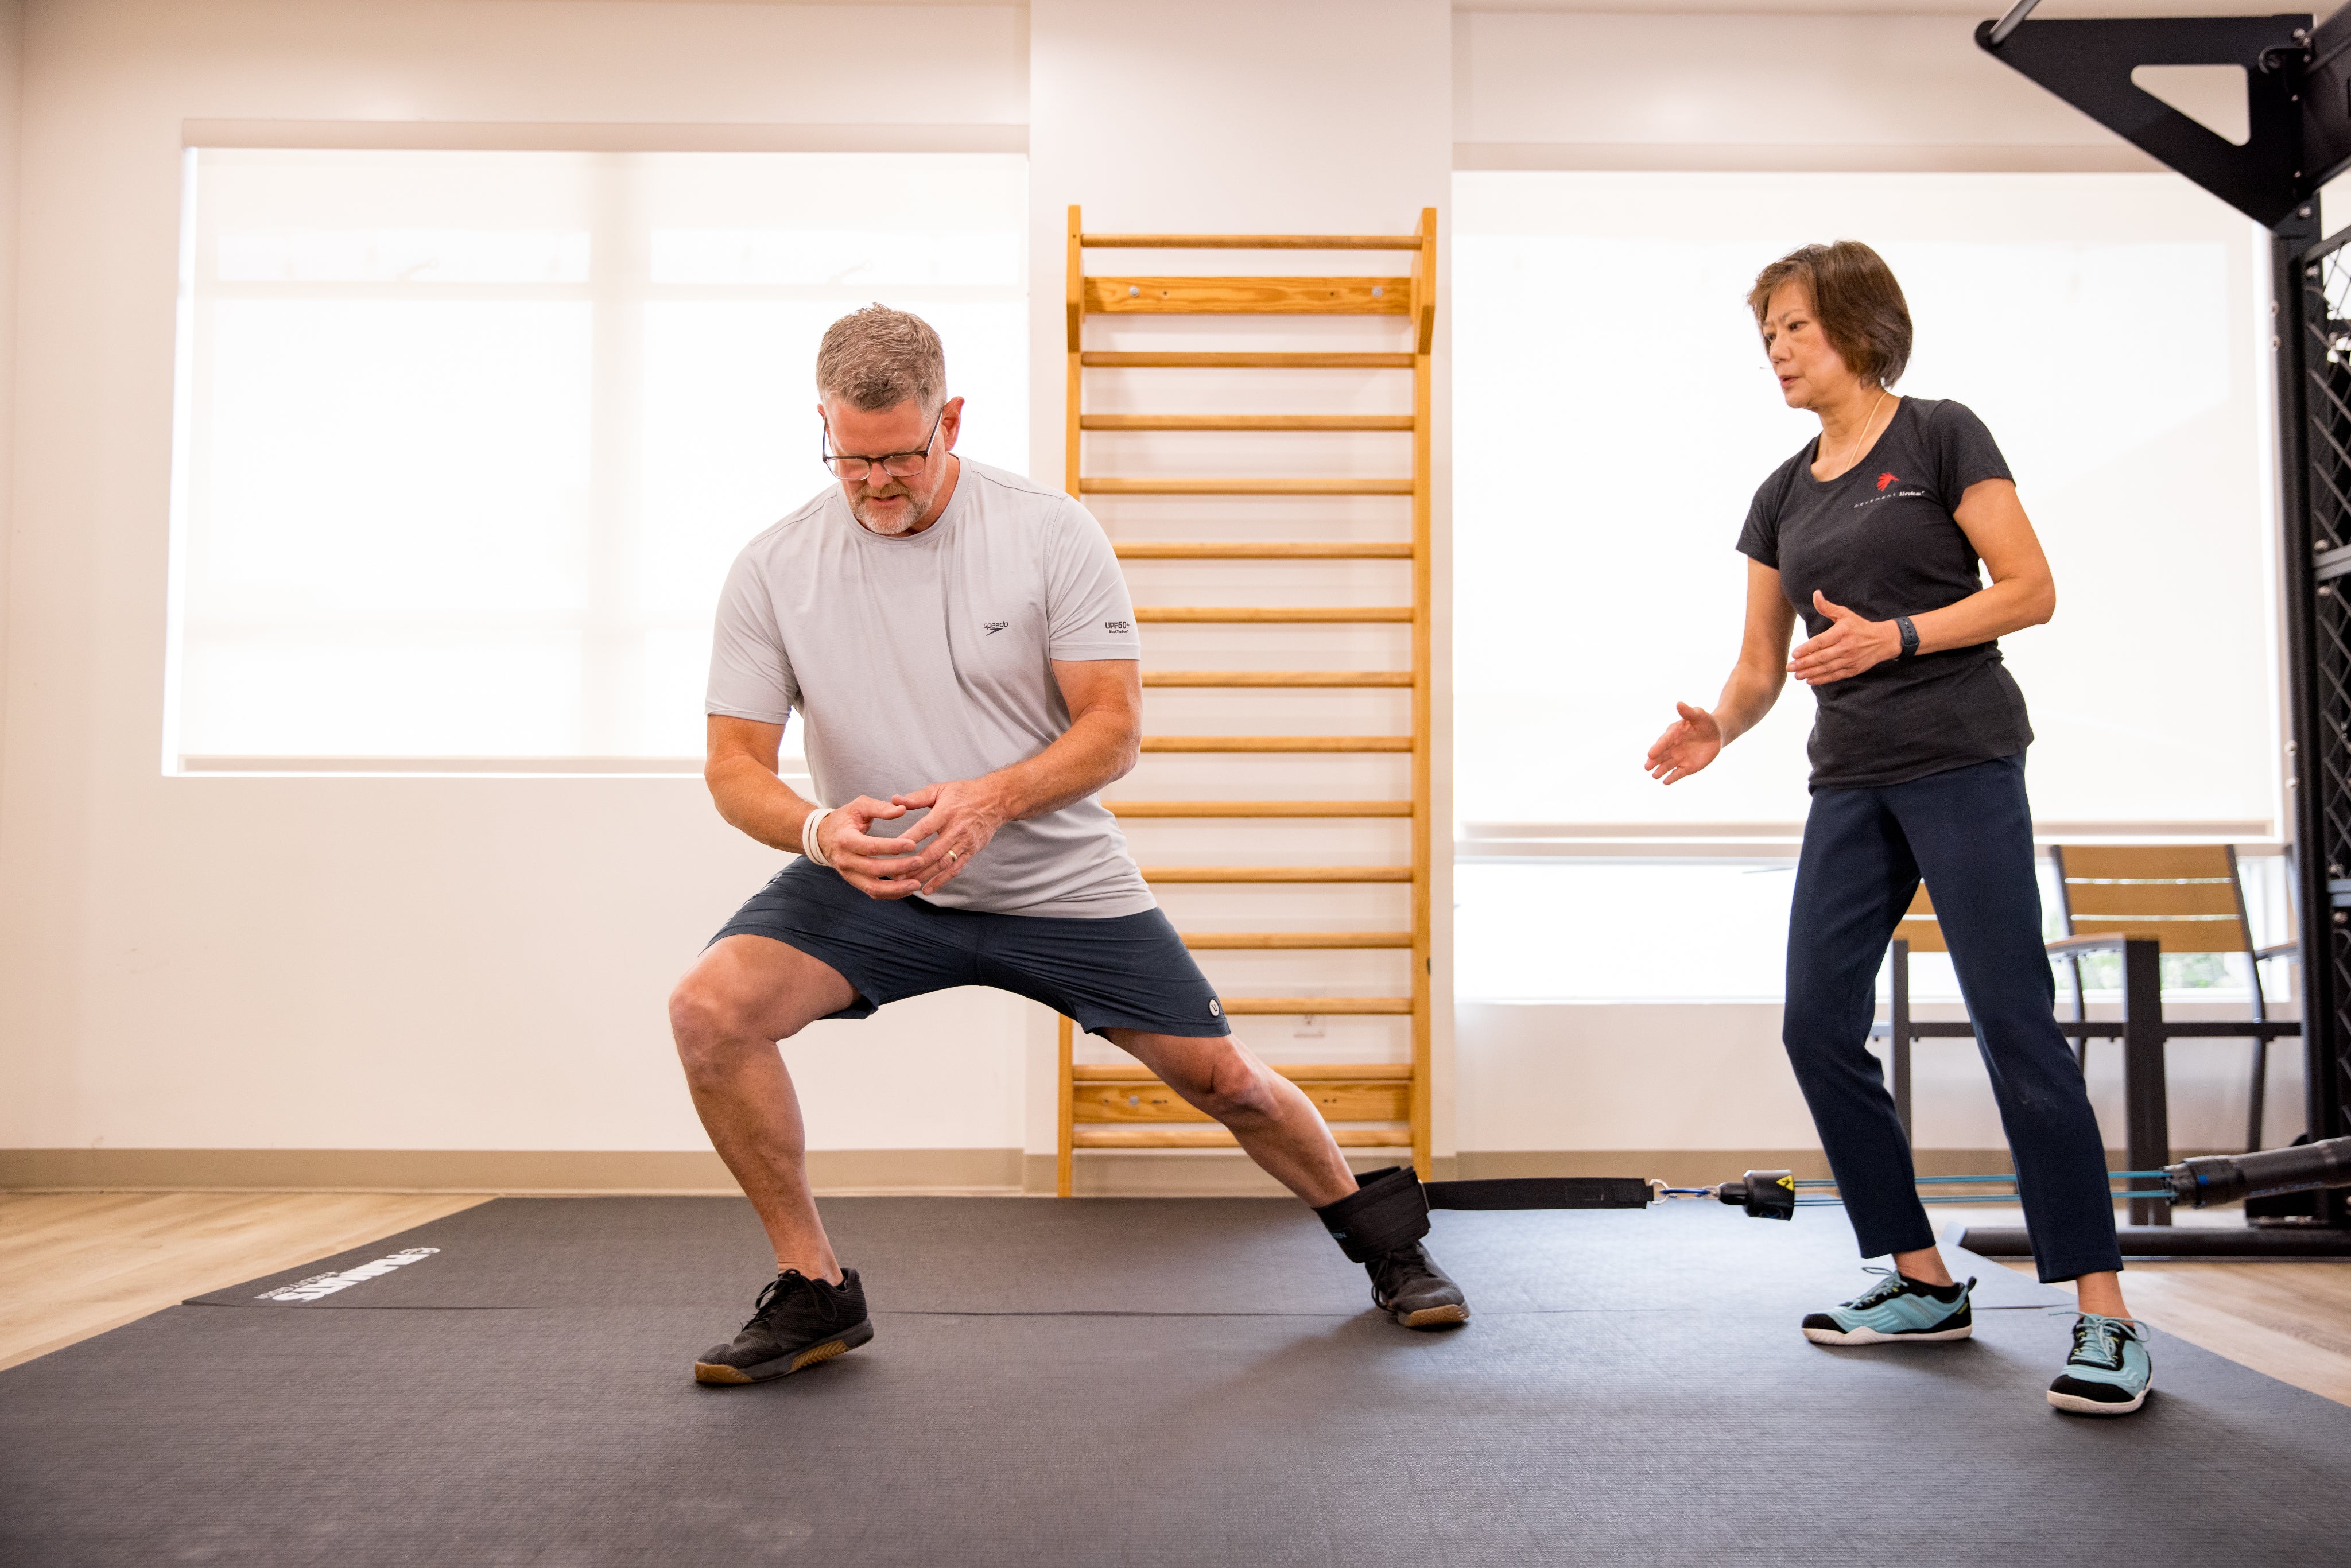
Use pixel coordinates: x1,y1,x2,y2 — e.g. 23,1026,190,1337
166,148,1027,769
1453,171,2280,843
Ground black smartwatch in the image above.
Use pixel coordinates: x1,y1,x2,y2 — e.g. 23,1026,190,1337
1895,615,1919,662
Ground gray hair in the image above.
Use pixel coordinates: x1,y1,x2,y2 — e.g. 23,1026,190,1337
815,304,946,412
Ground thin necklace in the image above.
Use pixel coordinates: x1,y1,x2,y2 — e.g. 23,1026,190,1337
1836,387,1890,475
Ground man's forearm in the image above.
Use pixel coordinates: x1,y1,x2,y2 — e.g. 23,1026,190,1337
708,755,820,853
977,708,1138,821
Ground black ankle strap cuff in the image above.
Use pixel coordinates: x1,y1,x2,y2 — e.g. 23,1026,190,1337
1313,1165,1431,1262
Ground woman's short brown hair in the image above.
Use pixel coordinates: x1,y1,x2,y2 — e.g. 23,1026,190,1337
1748,241,1912,387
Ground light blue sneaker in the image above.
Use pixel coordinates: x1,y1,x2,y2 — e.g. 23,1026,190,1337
2047,1314,2152,1416
1802,1266,1975,1345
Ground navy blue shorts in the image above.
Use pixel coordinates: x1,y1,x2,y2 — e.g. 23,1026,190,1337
711,859,1231,1039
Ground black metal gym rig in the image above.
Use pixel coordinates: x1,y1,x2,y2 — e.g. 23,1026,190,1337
1973,0,2351,1252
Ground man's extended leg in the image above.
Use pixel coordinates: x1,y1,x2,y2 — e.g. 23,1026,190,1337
1111,1028,1468,1328
669,934,861,1282
1105,1029,1356,1206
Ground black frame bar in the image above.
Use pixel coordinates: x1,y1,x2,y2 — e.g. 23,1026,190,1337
1980,13,2351,1228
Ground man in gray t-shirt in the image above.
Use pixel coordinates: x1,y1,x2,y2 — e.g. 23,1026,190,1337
670,307,1468,1385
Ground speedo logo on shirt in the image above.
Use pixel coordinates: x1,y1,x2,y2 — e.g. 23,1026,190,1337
1104,619,1131,633
984,622,1009,635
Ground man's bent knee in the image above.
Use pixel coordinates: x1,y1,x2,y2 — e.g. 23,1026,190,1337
1185,1041,1281,1125
668,976,801,1080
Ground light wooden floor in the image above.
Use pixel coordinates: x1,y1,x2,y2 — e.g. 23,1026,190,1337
2005,1258,2351,1405
0,1191,490,1371
1933,1205,2351,1406
5,1193,2350,1406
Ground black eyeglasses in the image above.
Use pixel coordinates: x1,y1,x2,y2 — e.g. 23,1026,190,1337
821,407,944,481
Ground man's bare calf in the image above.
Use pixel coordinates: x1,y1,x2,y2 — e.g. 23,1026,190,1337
669,935,857,1283
1104,1028,1359,1209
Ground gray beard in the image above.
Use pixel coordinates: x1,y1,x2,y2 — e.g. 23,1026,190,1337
851,482,934,535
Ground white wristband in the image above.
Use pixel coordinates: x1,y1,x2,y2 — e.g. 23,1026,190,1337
801,805,834,868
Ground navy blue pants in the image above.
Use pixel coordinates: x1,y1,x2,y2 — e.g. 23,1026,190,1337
1786,754,2122,1283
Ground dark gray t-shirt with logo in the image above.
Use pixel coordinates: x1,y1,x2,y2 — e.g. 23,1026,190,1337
1736,397,2032,791
706,459,1153,917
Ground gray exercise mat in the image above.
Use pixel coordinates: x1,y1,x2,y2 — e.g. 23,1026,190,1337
4,1243,2346,1566
181,1194,2068,1315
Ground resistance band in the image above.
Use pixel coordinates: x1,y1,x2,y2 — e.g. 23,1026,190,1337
1409,1136,2351,1222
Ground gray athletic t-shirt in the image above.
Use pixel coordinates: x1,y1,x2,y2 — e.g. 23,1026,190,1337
705,459,1154,918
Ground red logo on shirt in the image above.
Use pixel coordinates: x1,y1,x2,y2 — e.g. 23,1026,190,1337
1876,471,1900,491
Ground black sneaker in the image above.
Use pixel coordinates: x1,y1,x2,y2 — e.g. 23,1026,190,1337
693,1268,873,1385
1368,1242,1470,1329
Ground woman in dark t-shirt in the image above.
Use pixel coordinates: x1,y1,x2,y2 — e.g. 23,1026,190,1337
1643,241,2149,1417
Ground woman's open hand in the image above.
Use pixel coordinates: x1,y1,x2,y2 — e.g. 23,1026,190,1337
1646,701,1724,785
1788,591,1899,685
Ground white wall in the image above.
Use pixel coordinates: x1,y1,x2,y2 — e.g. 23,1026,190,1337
0,0,1462,1173
1444,7,2306,1154
0,0,1032,1159
1463,1000,2304,1156
1457,10,2158,171
0,0,17,814
0,0,2309,1177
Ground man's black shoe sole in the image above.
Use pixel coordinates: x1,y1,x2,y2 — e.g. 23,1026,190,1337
694,1318,874,1384
1389,1302,1470,1330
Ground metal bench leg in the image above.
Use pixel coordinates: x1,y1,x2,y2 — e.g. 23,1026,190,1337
2120,937,2171,1227
2247,1034,2268,1156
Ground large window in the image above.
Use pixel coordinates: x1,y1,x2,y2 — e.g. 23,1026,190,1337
166,149,1027,770
1453,170,2280,1000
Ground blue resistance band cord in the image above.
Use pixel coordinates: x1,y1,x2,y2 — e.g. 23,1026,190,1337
1787,1171,2174,1208
1790,1171,2168,1188
1793,1191,2172,1207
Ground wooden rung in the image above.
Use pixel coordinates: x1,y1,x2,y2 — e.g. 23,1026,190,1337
1143,865,1413,883
1107,799,1411,817
1073,1124,1411,1149
1220,997,1413,1015
2062,884,2239,918
1083,477,1414,495
1081,352,1415,369
1075,1077,1410,1124
1135,607,1413,623
1079,234,1425,250
1142,670,1412,688
1081,415,1415,432
1085,276,1411,315
1074,1063,1414,1082
2058,846,2234,880
1116,544,1413,560
1142,736,1411,754
1179,932,1414,949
